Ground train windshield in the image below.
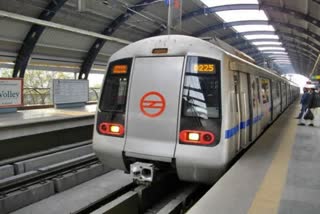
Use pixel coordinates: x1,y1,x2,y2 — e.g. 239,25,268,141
99,58,132,112
182,56,221,119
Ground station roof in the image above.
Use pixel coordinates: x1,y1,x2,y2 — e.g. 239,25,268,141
0,0,319,78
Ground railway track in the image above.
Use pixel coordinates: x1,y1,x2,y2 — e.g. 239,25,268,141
0,142,110,213
0,154,98,194
74,174,208,214
0,142,209,214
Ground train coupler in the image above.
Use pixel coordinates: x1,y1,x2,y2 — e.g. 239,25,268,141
130,162,155,184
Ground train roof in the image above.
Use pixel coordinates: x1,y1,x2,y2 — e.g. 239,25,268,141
109,35,298,87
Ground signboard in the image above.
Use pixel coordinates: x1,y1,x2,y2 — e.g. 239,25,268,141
51,79,89,105
0,78,23,108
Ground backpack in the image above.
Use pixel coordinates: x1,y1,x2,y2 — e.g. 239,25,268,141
314,94,320,108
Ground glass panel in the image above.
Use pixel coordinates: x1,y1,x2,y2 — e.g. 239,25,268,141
234,72,239,112
99,58,132,112
182,56,220,119
260,78,270,104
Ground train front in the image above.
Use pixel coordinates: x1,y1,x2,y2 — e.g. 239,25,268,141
93,36,225,184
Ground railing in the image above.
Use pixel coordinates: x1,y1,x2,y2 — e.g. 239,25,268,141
23,88,101,105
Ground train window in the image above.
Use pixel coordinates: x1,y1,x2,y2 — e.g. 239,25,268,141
251,80,256,108
233,72,239,112
99,58,132,112
256,78,261,103
260,78,270,104
182,56,221,119
276,82,280,97
271,81,280,98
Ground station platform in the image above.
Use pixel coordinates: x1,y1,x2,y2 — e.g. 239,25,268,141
0,104,96,141
189,102,320,214
0,105,97,160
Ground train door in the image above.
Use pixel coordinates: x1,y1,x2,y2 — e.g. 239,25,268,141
249,75,258,141
124,57,184,161
233,72,241,152
239,72,250,148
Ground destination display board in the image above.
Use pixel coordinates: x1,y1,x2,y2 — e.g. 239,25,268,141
51,79,89,105
0,78,23,108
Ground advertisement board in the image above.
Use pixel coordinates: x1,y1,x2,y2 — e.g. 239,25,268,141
51,79,89,105
0,78,23,108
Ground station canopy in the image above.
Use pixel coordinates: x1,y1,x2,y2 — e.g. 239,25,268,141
0,0,318,78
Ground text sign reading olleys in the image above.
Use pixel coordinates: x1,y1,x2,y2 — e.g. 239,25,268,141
140,91,166,118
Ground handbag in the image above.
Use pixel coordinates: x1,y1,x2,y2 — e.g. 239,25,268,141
304,109,314,120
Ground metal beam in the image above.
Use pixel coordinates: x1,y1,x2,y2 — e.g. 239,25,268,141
310,54,320,77
182,4,259,20
231,34,320,53
181,3,320,30
249,47,316,59
221,31,276,41
79,0,157,79
193,20,320,43
251,49,316,62
13,0,68,77
239,42,319,58
0,10,131,45
193,20,270,36
221,28,320,45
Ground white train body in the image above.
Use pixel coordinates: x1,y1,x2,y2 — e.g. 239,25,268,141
93,35,299,184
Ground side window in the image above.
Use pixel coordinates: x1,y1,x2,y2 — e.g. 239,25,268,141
282,82,286,98
271,81,279,99
251,80,256,108
233,72,239,112
182,56,221,119
99,58,132,112
256,78,261,103
260,78,270,104
276,82,280,97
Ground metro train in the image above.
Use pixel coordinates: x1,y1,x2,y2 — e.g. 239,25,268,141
93,35,299,184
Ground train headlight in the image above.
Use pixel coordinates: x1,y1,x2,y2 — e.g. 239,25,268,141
179,130,215,145
188,133,200,141
110,125,120,133
98,122,125,137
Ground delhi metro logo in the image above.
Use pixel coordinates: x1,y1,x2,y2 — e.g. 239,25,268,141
140,91,166,118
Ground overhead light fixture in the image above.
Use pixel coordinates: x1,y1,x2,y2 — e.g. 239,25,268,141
263,51,288,54
244,34,279,40
258,47,285,51
233,25,275,33
216,10,268,22
200,0,259,7
252,41,282,46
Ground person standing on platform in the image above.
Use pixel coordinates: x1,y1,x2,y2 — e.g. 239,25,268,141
296,87,309,119
303,88,318,126
297,88,311,126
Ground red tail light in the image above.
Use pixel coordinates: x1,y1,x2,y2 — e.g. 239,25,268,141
179,130,215,145
98,122,124,137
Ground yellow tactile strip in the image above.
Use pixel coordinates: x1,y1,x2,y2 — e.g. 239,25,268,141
248,115,298,214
